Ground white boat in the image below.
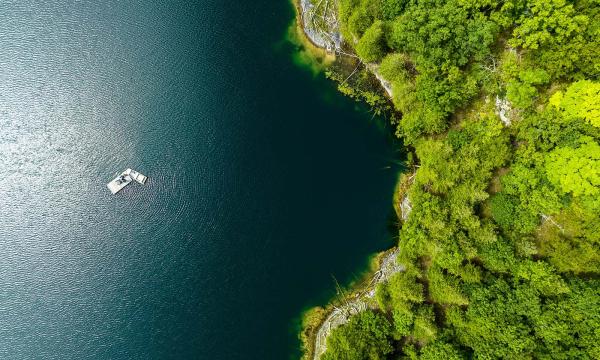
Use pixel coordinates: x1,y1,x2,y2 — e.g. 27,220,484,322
107,169,147,194
128,169,148,184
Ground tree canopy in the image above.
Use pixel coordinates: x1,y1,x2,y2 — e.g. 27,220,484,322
322,310,394,360
310,0,600,358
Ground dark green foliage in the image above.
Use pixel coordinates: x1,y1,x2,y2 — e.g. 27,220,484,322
322,310,394,360
383,0,498,140
489,193,516,229
388,0,498,68
509,0,600,79
325,60,393,115
337,0,504,142
379,0,409,20
450,278,600,359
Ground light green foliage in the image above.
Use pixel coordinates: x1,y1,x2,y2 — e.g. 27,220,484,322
338,0,371,39
356,21,386,62
338,0,358,23
519,69,551,86
546,136,600,197
400,116,510,266
477,235,518,273
501,163,563,232
495,83,600,245
506,69,550,108
515,260,570,296
414,139,458,193
454,262,482,283
506,80,538,108
347,9,373,37
498,98,589,232
338,0,359,39
552,80,600,127
396,106,447,145
321,310,394,360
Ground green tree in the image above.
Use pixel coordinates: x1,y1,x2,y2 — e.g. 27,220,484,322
322,310,394,360
377,271,425,308
356,21,387,62
419,342,466,360
510,0,588,50
545,136,600,197
392,305,414,337
412,305,438,344
537,203,600,274
490,192,517,230
317,1,600,359
505,69,550,108
551,80,600,128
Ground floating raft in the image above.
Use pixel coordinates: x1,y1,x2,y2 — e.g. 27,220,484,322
107,168,147,194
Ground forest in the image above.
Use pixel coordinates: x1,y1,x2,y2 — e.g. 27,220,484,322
316,0,600,359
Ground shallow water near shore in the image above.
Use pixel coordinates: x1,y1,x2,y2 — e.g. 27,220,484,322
0,1,403,359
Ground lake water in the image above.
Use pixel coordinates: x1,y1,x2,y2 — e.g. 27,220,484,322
0,1,402,359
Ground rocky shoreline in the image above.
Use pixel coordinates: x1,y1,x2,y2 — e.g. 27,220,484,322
297,0,342,52
295,0,394,98
294,2,405,359
311,249,404,360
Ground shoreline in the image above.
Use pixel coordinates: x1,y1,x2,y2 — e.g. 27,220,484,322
290,1,404,358
299,248,403,360
291,0,600,358
297,251,380,360
290,0,395,101
287,0,336,72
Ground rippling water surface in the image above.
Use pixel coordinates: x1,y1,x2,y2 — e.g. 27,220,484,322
0,1,402,359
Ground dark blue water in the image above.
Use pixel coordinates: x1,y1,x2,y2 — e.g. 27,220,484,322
0,1,402,359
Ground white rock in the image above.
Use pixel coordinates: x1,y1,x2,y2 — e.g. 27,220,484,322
495,95,512,126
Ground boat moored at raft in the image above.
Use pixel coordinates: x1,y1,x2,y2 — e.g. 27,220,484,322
107,168,147,194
